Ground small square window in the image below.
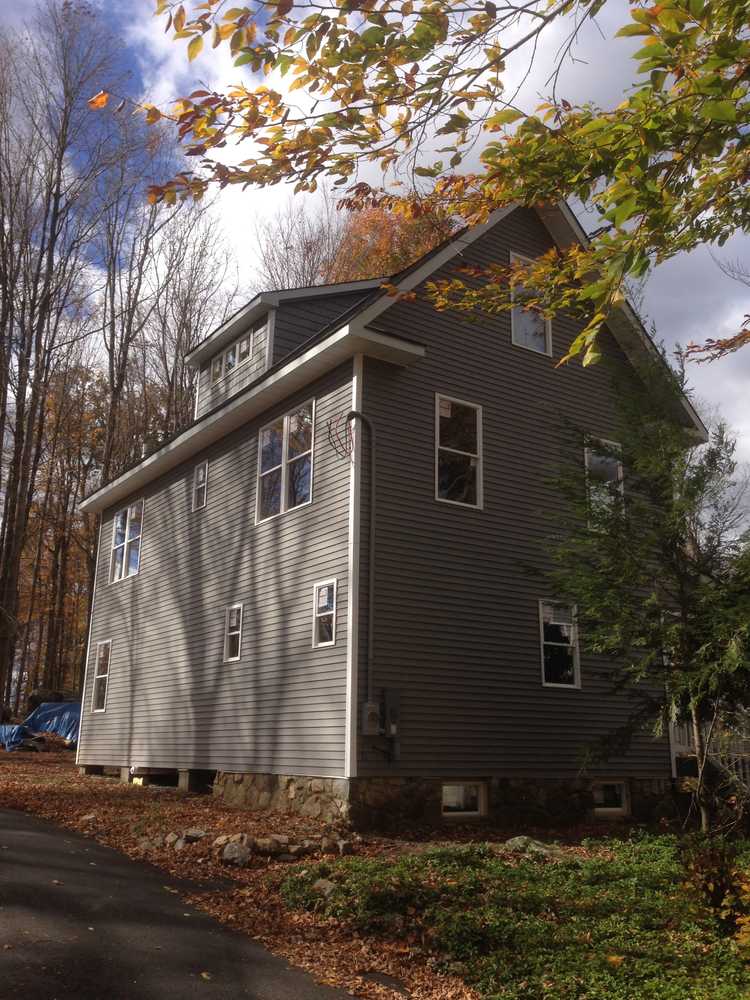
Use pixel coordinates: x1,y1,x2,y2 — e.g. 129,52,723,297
442,782,486,818
312,579,337,647
592,781,630,817
540,601,580,687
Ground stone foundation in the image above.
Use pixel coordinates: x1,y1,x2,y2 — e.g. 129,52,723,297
212,770,678,830
213,772,351,824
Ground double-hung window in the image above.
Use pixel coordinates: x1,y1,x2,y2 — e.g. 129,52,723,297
110,500,143,582
585,439,624,523
193,461,208,511
92,640,111,712
510,251,552,355
539,601,580,687
224,604,243,662
435,395,482,508
257,401,314,521
312,579,337,647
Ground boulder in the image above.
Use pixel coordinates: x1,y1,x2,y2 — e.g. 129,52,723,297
184,828,208,843
222,842,252,867
173,837,186,851
212,835,230,849
503,835,561,858
80,814,96,824
254,836,281,856
165,832,179,847
312,877,336,897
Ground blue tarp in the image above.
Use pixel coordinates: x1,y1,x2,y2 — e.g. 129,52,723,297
0,702,80,751
0,724,30,751
24,702,80,744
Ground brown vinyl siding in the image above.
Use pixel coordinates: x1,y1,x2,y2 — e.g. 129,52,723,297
357,206,670,780
78,363,354,776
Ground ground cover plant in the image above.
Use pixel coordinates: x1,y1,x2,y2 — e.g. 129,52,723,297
282,836,750,1000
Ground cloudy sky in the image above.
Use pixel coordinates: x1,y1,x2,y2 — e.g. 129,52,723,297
3,1,748,459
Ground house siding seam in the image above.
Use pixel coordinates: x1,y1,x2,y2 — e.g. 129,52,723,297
356,205,671,782
77,362,355,777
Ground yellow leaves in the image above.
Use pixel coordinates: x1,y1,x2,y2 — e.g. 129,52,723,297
143,104,162,124
213,22,235,47
87,91,109,110
188,34,204,61
173,5,186,31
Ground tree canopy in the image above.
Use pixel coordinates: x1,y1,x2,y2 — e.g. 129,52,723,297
90,0,749,364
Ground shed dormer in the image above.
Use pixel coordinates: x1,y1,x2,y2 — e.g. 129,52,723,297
186,279,384,421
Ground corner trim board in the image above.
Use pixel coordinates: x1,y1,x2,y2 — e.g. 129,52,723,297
345,354,363,778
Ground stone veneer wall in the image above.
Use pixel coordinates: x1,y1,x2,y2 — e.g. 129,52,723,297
213,771,677,830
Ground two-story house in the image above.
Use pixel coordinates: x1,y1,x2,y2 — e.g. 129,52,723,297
76,202,706,826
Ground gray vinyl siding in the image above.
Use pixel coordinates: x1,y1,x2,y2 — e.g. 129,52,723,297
195,314,271,420
357,206,671,781
272,292,371,363
78,363,354,776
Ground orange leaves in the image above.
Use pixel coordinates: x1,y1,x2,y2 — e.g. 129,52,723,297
87,91,109,110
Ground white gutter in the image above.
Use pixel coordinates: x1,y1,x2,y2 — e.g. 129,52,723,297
79,325,425,515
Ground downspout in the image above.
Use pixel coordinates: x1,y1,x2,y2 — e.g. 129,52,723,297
346,410,375,704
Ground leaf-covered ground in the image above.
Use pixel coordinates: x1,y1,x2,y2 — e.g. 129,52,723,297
2,753,748,1000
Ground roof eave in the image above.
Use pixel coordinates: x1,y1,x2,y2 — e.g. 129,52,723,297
80,325,425,515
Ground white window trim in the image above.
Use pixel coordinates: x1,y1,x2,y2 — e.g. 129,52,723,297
584,438,624,494
109,499,144,585
192,460,209,512
539,599,581,689
209,317,269,388
255,399,315,524
223,603,243,663
434,393,484,510
592,779,631,817
91,639,111,714
441,781,488,819
584,437,624,530
312,578,337,648
509,251,552,357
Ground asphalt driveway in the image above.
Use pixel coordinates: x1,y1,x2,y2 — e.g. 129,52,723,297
0,809,351,1000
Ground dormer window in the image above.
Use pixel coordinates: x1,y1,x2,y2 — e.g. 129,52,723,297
209,317,268,385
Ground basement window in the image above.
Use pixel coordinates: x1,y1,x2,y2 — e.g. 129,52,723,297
592,781,630,817
442,782,487,818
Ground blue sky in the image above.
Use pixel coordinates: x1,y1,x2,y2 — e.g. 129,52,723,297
3,0,748,461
